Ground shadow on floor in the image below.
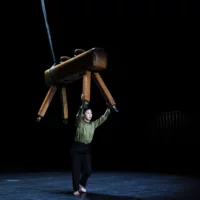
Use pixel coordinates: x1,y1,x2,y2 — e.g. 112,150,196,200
51,190,142,200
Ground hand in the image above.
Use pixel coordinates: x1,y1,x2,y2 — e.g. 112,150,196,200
106,108,111,112
106,102,119,113
81,94,84,101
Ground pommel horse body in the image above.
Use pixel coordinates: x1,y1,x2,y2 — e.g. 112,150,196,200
36,47,118,124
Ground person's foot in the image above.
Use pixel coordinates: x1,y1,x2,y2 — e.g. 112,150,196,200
73,191,80,196
79,184,86,193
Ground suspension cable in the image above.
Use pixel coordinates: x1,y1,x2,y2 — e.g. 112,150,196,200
40,0,57,64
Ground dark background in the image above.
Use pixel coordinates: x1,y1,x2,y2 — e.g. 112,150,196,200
1,0,200,176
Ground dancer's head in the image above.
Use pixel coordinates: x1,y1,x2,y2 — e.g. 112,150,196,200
83,108,92,122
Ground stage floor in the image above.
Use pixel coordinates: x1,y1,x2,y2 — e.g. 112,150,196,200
0,171,199,200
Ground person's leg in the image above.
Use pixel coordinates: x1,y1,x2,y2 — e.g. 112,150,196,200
71,152,82,194
79,153,92,192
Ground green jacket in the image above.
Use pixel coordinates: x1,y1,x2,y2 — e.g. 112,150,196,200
74,106,111,144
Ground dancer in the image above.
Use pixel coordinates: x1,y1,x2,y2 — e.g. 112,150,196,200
70,94,111,196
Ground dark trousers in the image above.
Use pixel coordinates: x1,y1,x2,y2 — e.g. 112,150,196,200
70,142,92,192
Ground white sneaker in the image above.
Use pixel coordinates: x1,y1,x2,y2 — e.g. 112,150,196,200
79,184,86,193
73,191,80,196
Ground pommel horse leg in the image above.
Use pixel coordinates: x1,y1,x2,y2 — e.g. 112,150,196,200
36,86,57,122
92,73,119,112
82,71,91,109
60,56,70,124
74,49,91,109
60,87,68,124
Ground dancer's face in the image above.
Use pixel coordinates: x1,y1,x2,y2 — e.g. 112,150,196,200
84,109,92,121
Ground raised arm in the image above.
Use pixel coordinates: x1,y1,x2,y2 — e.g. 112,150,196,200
75,105,84,127
93,108,111,128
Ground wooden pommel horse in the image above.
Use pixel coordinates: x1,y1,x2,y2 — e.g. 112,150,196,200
36,47,118,124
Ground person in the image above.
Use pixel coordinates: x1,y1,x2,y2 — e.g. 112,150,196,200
70,95,111,196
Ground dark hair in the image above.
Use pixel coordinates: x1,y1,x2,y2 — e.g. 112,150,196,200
83,108,92,114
